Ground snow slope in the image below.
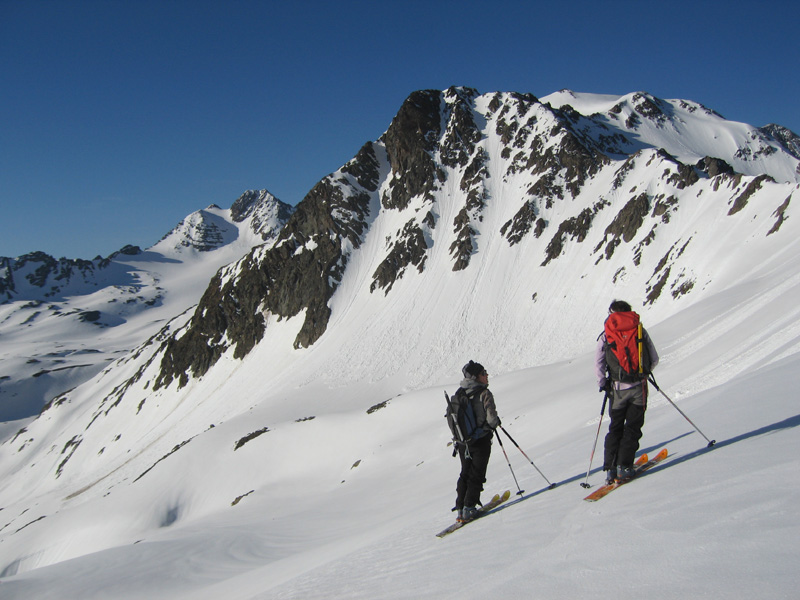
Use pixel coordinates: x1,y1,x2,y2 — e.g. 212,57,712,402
1,285,797,599
1,89,799,598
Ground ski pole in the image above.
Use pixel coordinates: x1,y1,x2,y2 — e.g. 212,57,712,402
648,375,716,447
500,426,556,489
580,390,608,488
495,430,524,496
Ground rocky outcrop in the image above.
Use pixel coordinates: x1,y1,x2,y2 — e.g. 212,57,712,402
768,195,792,235
371,217,430,293
0,248,141,301
598,193,652,260
728,174,775,215
541,207,595,266
155,159,377,389
381,90,444,210
500,201,546,246
696,156,735,178
231,190,295,240
759,124,800,160
440,87,482,169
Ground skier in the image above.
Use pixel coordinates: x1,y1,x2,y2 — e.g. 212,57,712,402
453,360,501,522
595,300,659,484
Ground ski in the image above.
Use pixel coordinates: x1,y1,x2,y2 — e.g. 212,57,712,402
435,490,511,538
583,448,668,502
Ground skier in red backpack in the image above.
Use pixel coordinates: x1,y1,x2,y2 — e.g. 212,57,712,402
595,300,659,484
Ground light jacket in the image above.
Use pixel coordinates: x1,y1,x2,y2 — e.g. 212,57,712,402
459,377,501,430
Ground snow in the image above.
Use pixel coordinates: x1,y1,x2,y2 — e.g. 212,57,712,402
0,198,289,421
1,90,799,599
2,316,797,599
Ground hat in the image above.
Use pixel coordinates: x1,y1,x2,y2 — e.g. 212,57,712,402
462,360,486,379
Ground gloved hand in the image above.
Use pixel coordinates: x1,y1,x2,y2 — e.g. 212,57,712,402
599,380,612,394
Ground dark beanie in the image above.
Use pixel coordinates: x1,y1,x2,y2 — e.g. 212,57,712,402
609,299,633,313
462,360,485,379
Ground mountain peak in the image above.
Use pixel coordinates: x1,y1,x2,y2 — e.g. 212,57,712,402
152,191,294,254
148,87,800,394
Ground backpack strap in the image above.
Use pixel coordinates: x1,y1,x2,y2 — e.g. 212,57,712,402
464,385,489,434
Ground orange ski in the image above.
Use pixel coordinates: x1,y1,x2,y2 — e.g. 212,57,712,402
583,449,668,502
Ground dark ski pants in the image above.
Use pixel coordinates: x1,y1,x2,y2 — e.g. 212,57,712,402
604,383,647,470
456,434,492,509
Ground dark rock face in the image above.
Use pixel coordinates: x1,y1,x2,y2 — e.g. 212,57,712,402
155,157,377,390
501,201,542,245
371,218,430,293
541,208,595,266
728,174,774,215
449,207,476,271
759,124,800,160
442,88,488,272
696,156,735,178
521,113,610,207
377,87,613,273
378,87,489,277
599,193,652,260
768,196,792,235
342,142,382,192
381,90,444,210
644,238,692,305
651,194,680,223
440,87,482,169
231,190,267,221
631,92,670,126
0,250,133,301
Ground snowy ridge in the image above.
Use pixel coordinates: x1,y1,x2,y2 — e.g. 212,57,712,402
0,88,798,598
0,191,293,421
543,89,800,184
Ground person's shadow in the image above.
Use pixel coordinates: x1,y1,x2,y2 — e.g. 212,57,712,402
490,413,800,510
644,413,800,476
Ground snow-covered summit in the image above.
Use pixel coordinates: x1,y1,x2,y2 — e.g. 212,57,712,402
152,190,293,254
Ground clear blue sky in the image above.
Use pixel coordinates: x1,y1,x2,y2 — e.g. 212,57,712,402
2,0,798,259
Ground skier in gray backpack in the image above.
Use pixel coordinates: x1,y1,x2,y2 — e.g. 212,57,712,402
449,360,501,522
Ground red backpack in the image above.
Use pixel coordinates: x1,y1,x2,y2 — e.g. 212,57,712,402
604,311,651,383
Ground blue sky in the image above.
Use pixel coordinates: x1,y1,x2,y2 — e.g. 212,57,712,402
2,0,798,259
